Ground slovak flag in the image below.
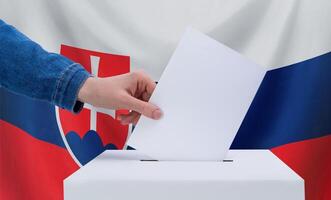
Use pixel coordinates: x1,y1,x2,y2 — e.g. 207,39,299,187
1,45,131,199
1,43,331,200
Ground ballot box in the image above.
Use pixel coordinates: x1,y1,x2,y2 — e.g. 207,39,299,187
64,150,304,200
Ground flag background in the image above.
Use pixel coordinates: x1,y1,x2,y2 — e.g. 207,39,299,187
1,0,331,199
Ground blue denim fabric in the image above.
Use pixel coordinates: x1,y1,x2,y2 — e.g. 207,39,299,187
0,19,90,113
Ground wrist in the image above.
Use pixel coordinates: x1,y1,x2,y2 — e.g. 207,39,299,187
78,77,97,103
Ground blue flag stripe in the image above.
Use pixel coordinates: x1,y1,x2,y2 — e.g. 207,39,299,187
232,51,331,148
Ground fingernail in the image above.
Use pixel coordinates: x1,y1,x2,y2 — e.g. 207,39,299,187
152,109,162,120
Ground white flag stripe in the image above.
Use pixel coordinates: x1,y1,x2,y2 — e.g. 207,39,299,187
1,0,331,80
84,104,116,118
88,56,100,131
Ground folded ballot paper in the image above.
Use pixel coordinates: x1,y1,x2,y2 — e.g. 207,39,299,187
127,28,266,161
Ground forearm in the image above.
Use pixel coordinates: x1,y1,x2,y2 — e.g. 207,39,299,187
0,19,90,113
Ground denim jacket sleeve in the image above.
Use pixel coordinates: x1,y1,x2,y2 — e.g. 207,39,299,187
0,19,91,113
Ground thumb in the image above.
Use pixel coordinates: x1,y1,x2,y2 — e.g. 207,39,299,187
126,95,162,120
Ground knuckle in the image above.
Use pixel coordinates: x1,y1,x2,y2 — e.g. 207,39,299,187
130,71,140,81
132,70,146,78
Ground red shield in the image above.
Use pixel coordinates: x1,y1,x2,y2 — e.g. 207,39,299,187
58,45,130,158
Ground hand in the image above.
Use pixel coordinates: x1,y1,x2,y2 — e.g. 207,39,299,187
78,71,162,125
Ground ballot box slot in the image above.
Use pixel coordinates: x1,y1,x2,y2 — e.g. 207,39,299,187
140,159,158,162
139,159,234,162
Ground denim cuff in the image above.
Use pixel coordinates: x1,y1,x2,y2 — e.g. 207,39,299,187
53,63,91,113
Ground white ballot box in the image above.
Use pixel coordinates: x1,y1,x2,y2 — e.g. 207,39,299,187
64,150,304,200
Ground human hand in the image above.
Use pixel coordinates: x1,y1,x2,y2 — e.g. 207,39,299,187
78,71,162,125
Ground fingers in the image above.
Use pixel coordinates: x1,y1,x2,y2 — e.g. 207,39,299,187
118,90,155,125
117,71,161,123
142,91,151,101
125,95,162,120
118,111,140,125
133,71,156,96
144,78,156,95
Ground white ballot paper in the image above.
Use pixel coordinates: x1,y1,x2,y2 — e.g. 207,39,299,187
127,28,266,161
